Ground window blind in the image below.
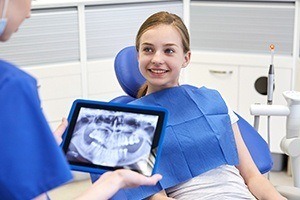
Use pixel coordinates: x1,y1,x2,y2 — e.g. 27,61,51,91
85,1,183,60
190,1,295,55
0,7,80,67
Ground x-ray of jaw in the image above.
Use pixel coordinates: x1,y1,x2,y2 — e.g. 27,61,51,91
66,108,158,175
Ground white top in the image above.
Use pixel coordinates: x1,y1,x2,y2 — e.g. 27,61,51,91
227,105,239,124
166,105,256,199
166,165,256,200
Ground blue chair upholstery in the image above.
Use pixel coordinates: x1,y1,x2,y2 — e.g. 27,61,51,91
236,114,273,173
112,46,273,174
114,46,145,98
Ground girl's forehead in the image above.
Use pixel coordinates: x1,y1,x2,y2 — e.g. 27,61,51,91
141,25,182,43
146,24,177,33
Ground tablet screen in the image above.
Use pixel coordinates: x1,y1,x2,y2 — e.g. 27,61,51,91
61,99,167,176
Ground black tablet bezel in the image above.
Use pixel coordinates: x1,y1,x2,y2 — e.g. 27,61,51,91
61,99,168,176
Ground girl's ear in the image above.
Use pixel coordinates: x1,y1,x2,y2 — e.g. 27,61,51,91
182,51,191,68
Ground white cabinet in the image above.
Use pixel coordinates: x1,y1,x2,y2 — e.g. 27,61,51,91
86,59,124,101
24,63,83,130
185,63,239,111
186,52,293,153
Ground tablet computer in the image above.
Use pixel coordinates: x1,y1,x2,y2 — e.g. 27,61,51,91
61,99,168,176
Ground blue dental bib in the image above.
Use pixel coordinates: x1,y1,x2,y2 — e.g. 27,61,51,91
112,85,239,200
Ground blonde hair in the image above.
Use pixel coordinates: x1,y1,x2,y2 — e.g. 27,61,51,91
136,11,190,98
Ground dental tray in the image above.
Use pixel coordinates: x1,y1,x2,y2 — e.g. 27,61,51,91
61,99,168,176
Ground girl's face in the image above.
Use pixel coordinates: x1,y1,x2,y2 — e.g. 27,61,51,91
0,0,31,42
137,24,190,94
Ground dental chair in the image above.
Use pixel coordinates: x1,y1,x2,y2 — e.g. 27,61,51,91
90,46,276,197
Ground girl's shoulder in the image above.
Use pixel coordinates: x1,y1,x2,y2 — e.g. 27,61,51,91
181,84,222,97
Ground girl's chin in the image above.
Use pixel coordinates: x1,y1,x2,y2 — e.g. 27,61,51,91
0,34,11,42
148,73,167,79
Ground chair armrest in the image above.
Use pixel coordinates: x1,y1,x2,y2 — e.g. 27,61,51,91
236,113,273,174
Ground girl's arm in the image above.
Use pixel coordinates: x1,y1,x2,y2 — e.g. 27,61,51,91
148,190,175,200
232,123,286,200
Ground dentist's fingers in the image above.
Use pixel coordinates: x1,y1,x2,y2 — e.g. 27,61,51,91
53,118,68,145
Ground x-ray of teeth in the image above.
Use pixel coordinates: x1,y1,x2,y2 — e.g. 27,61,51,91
66,107,159,173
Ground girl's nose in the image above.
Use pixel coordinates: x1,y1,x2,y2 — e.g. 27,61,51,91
151,51,164,65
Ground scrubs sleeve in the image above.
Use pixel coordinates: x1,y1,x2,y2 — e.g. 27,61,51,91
0,74,73,200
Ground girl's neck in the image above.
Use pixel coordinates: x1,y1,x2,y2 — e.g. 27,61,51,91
146,83,180,96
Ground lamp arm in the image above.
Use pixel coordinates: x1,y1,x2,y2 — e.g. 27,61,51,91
250,104,290,117
250,104,290,131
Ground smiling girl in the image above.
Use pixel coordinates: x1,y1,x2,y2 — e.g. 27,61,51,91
119,11,286,200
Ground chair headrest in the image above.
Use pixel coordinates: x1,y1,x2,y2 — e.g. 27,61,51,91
114,46,146,98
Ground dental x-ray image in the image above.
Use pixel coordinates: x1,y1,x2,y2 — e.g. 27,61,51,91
66,107,159,176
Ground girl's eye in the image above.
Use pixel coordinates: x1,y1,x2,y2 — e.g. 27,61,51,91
165,48,174,54
143,47,153,53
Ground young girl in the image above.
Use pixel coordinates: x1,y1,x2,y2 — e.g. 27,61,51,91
114,11,286,200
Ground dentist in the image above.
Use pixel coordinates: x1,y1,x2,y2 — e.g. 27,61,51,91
0,0,161,199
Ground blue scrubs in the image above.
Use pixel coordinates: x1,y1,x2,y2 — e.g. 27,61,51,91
0,60,73,200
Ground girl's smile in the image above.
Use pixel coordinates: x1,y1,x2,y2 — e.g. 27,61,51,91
148,68,170,76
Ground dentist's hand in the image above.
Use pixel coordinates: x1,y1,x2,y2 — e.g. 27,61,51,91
53,118,68,145
101,169,162,189
76,169,162,200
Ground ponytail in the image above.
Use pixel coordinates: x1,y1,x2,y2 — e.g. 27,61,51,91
137,83,148,98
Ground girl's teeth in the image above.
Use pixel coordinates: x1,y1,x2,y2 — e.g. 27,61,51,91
150,69,166,74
